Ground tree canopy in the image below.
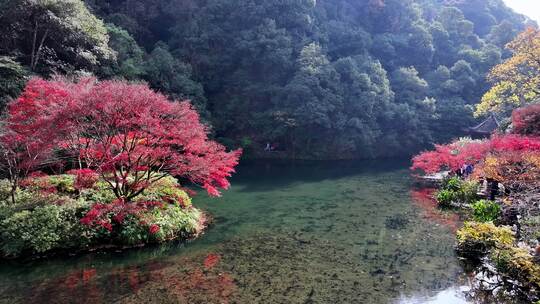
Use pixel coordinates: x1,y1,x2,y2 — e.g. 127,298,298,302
476,27,540,116
0,0,536,158
0,77,241,200
0,0,114,74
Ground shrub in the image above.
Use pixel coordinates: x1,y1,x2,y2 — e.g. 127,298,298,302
0,200,97,256
436,178,478,207
137,176,192,208
46,175,76,194
117,214,150,246
148,206,202,242
79,180,118,204
444,177,462,191
97,203,202,246
0,174,205,258
456,221,514,257
0,179,13,203
512,104,540,136
436,189,455,207
492,247,540,290
459,180,479,204
472,200,501,222
19,174,77,195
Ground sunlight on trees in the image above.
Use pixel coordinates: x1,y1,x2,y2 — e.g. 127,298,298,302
476,27,540,116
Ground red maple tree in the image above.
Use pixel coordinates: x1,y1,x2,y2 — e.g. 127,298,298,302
512,104,540,136
1,77,241,202
411,135,540,174
0,78,69,203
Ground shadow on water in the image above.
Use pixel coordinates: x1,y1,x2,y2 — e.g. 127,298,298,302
232,158,413,193
0,159,481,304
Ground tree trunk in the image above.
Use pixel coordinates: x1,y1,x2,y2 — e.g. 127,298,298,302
30,17,48,72
10,188,15,205
32,28,48,71
9,179,17,205
30,20,38,71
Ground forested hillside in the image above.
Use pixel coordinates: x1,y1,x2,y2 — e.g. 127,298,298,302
0,0,535,158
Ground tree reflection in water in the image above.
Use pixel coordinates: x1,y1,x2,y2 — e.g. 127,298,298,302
21,253,237,304
410,188,461,232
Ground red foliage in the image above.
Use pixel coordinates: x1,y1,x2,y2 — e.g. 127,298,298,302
149,224,160,235
80,199,165,231
411,135,540,174
410,189,460,232
68,169,99,190
512,104,540,136
1,77,241,201
82,268,97,283
411,139,490,173
64,79,241,199
490,134,540,152
0,79,71,197
20,175,57,194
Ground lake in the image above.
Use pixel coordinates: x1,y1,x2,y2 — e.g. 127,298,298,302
0,160,470,304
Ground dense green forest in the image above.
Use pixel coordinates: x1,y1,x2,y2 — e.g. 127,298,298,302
0,0,535,159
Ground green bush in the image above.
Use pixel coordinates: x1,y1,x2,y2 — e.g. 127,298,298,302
0,200,97,256
137,176,192,207
472,200,501,222
444,177,462,191
436,177,478,207
149,205,202,242
79,181,117,203
0,179,13,203
459,180,479,204
436,189,455,207
118,205,202,245
47,175,76,194
0,175,204,258
117,214,150,246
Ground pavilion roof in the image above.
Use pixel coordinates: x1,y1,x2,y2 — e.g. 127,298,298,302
469,114,499,135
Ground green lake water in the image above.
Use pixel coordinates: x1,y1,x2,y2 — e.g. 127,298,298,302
0,160,472,303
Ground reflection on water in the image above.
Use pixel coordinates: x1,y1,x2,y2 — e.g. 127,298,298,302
409,188,461,233
396,286,470,304
0,160,471,303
